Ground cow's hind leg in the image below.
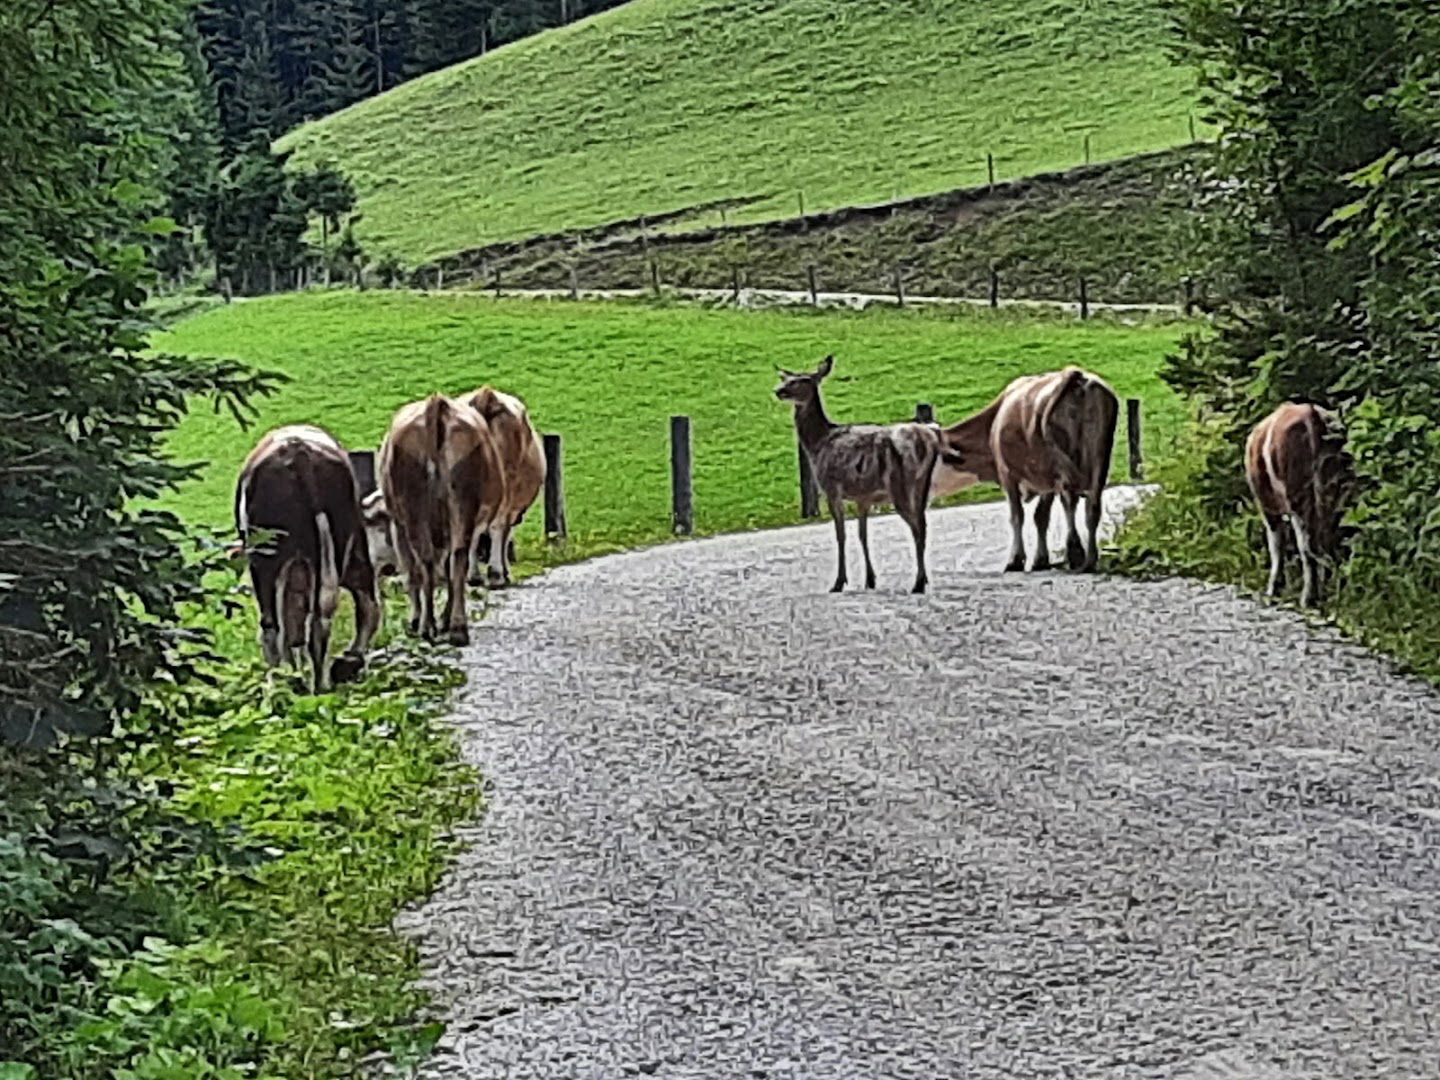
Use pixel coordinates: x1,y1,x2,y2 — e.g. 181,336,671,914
1261,511,1286,598
856,501,876,589
1061,491,1085,570
251,558,285,668
827,494,848,593
1031,494,1055,571
1082,485,1105,572
442,541,472,645
1291,513,1323,607
1003,482,1027,573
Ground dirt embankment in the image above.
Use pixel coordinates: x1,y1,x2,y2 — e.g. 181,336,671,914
420,146,1202,307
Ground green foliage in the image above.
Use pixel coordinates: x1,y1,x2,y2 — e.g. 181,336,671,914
2,611,478,1077
155,292,1189,563
1113,1,1440,677
278,0,1204,263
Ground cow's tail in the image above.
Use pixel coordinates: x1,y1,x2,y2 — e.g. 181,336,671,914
423,394,449,461
1036,367,1087,491
314,510,339,619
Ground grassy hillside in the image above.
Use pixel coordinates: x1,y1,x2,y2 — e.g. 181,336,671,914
158,292,1188,572
278,0,1200,265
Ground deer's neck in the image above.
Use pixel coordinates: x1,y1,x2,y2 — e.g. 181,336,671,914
942,400,1001,483
794,396,836,450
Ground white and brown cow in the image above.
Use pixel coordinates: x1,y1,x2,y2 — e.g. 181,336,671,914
934,366,1119,572
234,424,381,692
1245,401,1352,607
367,393,507,645
461,385,546,587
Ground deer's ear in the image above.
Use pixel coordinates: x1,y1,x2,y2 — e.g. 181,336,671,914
816,355,834,380
777,367,796,378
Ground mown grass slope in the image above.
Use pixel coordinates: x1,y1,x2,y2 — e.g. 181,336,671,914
278,0,1200,264
158,292,1188,576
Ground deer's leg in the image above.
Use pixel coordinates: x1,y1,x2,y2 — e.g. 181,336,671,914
856,501,876,589
827,494,847,593
1261,511,1286,598
1031,494,1055,571
1004,482,1027,572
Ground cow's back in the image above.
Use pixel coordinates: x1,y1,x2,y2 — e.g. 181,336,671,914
992,367,1115,494
466,387,543,519
1246,401,1343,519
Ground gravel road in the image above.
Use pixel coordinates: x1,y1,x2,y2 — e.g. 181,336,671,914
396,488,1440,1080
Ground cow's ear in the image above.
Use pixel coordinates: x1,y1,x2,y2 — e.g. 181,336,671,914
816,355,834,380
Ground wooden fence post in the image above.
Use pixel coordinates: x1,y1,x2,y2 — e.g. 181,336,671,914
893,266,906,307
543,433,567,541
731,266,741,304
798,437,820,519
1083,132,1091,164
1126,399,1144,482
915,402,934,424
806,264,818,306
798,190,806,226
492,268,502,298
1078,276,1090,320
989,266,999,308
1182,275,1195,316
650,259,661,295
569,262,580,300
987,152,995,191
436,265,445,290
670,415,693,536
1189,114,1197,143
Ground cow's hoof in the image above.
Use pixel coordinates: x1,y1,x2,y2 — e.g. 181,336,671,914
1004,557,1025,573
864,574,876,590
1031,556,1052,572
467,573,487,587
446,626,470,647
829,580,846,593
911,579,927,595
331,653,366,685
1066,545,1086,571
406,617,421,636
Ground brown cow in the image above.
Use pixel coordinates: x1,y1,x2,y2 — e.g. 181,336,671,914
234,424,381,692
934,366,1119,572
1244,401,1351,607
461,386,546,587
369,394,506,645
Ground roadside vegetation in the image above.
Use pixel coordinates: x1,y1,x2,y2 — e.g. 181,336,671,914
278,0,1202,264
1111,1,1440,681
156,291,1191,576
1,4,476,1077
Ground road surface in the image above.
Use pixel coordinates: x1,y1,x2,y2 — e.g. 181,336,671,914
393,490,1440,1079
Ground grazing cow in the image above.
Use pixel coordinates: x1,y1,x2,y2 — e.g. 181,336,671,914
461,386,546,587
370,394,506,645
935,366,1119,572
775,355,960,594
1244,401,1351,607
233,424,381,692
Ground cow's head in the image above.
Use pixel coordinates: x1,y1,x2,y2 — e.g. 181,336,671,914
774,354,834,406
361,490,399,577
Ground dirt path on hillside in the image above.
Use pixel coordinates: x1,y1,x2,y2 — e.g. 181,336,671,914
429,284,1183,316
393,489,1440,1079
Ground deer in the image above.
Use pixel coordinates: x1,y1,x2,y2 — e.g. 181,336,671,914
774,355,959,594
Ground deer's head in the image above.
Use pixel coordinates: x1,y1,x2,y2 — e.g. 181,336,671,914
774,354,834,406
